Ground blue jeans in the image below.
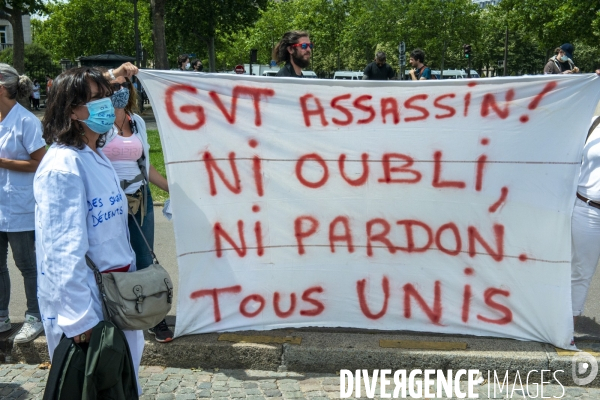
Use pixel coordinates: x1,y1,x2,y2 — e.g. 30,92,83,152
128,187,155,270
0,230,40,319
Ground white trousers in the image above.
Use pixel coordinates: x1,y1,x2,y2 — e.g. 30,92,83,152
123,329,144,395
571,198,600,316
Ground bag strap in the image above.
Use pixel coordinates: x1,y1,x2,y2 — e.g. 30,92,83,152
129,209,160,265
585,116,600,143
120,173,145,191
84,255,114,322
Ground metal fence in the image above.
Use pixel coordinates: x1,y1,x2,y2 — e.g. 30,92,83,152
23,60,62,108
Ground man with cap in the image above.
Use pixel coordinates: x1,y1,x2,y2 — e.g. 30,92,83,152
544,43,579,74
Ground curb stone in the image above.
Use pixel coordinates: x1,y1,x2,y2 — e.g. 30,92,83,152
4,327,600,387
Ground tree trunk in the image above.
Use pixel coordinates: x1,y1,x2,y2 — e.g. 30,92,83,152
133,0,141,67
151,0,169,69
440,40,447,79
8,11,25,74
503,27,509,76
208,36,216,72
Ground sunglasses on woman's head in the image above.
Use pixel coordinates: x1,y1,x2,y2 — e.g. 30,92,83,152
111,81,131,92
290,42,314,50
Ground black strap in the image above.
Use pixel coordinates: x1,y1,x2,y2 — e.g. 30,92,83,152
120,173,145,191
129,209,159,265
585,116,600,143
85,256,113,322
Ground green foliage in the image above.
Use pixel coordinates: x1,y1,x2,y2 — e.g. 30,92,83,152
475,6,546,76
0,43,60,86
497,0,600,51
147,129,168,203
165,0,267,68
402,0,480,70
33,0,153,62
29,0,600,76
220,0,481,75
572,41,600,73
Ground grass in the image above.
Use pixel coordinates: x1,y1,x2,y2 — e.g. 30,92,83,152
147,129,169,203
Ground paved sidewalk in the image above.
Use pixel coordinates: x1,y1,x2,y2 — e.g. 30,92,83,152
2,364,600,399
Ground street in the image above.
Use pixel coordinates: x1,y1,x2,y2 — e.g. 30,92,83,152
2,364,600,399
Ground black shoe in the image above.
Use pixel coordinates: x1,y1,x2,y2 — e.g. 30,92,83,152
148,319,173,343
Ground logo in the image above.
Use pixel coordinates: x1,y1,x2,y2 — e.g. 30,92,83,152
572,351,598,386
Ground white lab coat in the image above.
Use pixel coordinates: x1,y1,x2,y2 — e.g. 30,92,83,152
0,103,45,232
33,143,143,388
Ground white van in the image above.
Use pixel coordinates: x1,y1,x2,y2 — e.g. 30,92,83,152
406,69,466,80
438,69,468,79
333,71,361,80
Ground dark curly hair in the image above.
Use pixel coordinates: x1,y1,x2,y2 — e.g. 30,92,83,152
122,76,138,116
42,67,113,149
272,30,309,63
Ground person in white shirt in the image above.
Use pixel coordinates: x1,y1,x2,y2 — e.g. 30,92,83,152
0,64,46,343
33,65,143,393
572,114,600,343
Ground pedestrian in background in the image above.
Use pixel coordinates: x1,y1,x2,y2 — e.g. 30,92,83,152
274,30,313,78
31,79,40,111
45,75,53,91
177,54,190,71
34,64,144,393
0,64,46,343
408,49,431,80
192,59,203,72
363,51,395,80
544,43,579,74
103,72,173,343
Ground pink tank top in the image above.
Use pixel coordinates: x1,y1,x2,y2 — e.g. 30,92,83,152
104,134,143,162
104,134,144,194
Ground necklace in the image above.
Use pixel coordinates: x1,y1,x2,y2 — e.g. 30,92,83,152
116,114,127,136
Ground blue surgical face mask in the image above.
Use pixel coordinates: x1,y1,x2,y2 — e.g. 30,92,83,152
78,97,116,134
560,55,568,62
111,87,130,109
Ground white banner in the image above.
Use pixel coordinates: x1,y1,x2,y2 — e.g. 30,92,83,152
138,71,600,348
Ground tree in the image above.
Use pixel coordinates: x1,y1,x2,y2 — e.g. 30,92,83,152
227,0,481,77
0,42,60,84
402,0,480,75
151,0,168,69
166,0,267,72
498,0,600,51
33,0,153,62
0,0,45,73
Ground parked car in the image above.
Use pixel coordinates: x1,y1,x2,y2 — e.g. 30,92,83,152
426,69,467,79
333,71,362,80
262,70,318,78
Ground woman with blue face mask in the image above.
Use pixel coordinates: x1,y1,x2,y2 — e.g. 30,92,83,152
33,66,144,395
103,75,173,343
